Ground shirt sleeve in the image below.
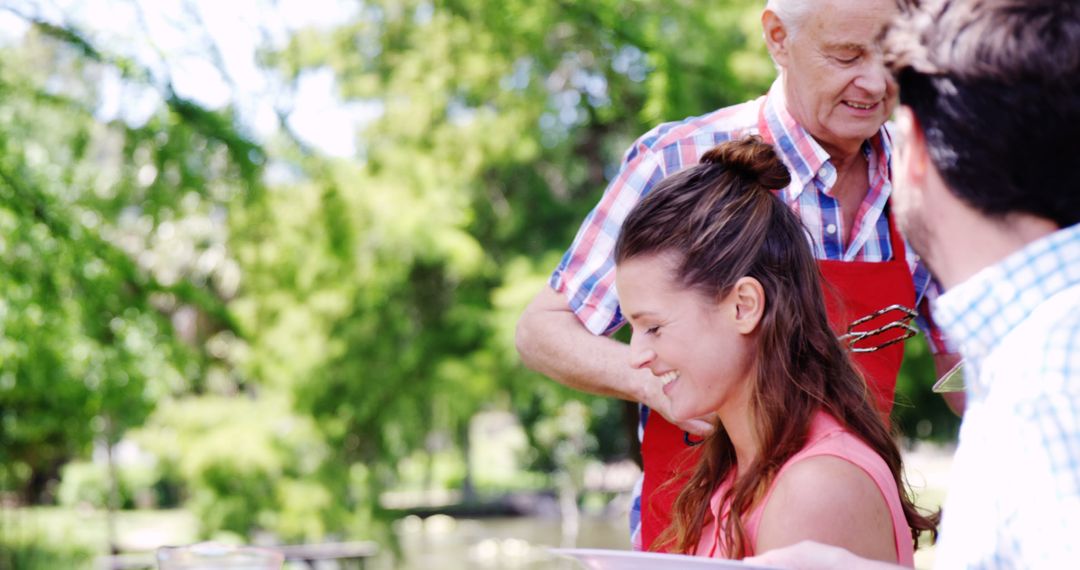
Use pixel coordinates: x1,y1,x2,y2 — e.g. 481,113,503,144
549,139,667,336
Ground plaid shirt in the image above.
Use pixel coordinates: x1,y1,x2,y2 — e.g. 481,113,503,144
549,79,952,548
932,222,1080,569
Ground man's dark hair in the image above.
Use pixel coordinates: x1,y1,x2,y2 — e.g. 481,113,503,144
885,0,1080,228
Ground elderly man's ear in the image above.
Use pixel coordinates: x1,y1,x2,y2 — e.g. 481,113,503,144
761,9,791,66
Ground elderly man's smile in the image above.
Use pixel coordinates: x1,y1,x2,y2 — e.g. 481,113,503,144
843,100,880,111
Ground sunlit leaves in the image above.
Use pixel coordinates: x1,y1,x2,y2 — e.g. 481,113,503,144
244,0,777,497
0,24,253,501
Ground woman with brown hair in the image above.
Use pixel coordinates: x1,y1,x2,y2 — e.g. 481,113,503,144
614,136,936,564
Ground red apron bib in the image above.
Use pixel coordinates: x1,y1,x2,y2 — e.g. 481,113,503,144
638,110,915,551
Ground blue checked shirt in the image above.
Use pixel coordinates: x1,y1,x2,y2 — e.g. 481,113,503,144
932,222,1080,569
551,78,953,549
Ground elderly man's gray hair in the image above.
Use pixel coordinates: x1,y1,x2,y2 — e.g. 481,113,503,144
766,0,813,34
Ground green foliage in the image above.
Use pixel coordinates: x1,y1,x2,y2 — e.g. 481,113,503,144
0,9,262,510
258,0,776,475
130,396,347,542
0,508,94,570
892,337,962,443
0,31,170,501
56,460,165,510
1,507,200,568
0,536,92,570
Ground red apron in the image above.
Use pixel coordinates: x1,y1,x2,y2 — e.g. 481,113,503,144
638,111,916,552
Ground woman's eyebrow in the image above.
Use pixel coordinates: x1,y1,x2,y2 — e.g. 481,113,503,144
627,310,659,321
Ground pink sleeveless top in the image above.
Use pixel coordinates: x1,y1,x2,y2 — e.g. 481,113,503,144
693,411,914,566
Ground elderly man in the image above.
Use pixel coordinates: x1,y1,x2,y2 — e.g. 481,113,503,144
515,0,960,551
750,0,1080,567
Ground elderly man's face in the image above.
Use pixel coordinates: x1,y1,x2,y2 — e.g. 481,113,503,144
777,0,898,155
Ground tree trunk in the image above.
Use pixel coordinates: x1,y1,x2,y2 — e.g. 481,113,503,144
104,416,121,555
24,458,63,505
459,419,476,503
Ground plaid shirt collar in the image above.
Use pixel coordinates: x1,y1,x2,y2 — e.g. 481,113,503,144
934,222,1080,366
760,78,893,203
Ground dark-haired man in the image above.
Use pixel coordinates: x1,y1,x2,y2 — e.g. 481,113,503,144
515,0,961,552
751,0,1080,567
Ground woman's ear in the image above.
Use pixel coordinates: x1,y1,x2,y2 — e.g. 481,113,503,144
730,276,765,334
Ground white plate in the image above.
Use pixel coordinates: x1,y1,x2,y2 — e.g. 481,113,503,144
550,548,779,570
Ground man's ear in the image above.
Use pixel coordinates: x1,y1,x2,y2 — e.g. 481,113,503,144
729,277,765,335
896,106,930,185
762,9,791,67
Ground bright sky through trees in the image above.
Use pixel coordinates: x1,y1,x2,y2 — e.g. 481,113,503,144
2,0,378,156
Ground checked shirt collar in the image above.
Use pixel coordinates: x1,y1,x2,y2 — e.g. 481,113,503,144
934,222,1080,391
759,79,893,206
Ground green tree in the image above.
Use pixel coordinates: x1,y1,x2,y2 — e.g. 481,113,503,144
0,20,255,503
247,0,777,495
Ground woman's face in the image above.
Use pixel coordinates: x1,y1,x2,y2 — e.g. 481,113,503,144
616,252,757,422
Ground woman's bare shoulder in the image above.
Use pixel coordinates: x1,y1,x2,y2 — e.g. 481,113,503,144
755,454,896,563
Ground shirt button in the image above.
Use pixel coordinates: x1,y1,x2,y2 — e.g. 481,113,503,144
826,224,837,235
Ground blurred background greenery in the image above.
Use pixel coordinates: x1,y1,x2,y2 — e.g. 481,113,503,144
0,0,958,568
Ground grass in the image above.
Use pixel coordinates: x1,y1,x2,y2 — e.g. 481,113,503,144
2,506,198,556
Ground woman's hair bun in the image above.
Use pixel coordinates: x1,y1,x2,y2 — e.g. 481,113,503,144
699,136,791,191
